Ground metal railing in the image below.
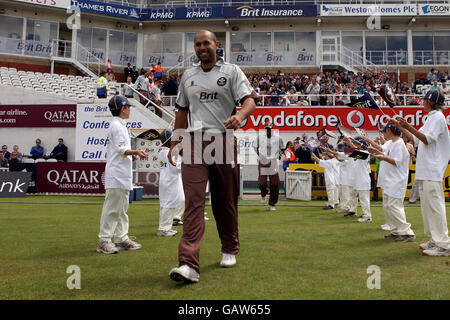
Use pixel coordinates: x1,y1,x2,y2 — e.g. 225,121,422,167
147,93,450,108
365,50,409,66
413,50,450,65
51,40,102,77
319,44,379,73
165,53,198,77
125,84,176,120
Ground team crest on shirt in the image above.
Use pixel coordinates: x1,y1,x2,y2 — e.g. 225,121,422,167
217,77,227,86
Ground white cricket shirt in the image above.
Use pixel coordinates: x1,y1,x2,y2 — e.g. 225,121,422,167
415,110,450,182
351,156,371,191
255,133,284,162
377,139,410,199
319,158,339,189
176,58,253,133
158,148,185,208
105,117,133,190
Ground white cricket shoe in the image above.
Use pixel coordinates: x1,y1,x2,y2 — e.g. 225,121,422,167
381,224,392,231
419,240,436,250
170,265,200,283
422,246,450,257
115,237,142,251
261,196,266,204
268,205,276,211
157,229,178,237
96,240,119,254
357,216,372,223
220,253,236,268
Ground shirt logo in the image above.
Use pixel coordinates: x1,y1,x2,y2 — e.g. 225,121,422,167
217,77,227,86
196,89,218,102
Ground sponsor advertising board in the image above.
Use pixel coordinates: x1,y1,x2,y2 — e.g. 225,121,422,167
0,105,76,127
0,172,32,197
14,0,70,9
238,107,450,131
418,4,450,15
320,4,416,16
75,103,163,161
36,162,105,194
223,5,317,18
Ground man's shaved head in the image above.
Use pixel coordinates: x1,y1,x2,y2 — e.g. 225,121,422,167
194,29,219,67
195,29,217,42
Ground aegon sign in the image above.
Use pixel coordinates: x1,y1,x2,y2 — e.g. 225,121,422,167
419,4,450,15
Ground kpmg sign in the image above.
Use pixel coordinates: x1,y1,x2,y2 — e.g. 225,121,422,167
141,6,222,20
70,1,316,20
223,5,317,18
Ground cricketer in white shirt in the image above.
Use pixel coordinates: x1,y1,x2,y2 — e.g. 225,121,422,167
412,109,450,250
349,155,372,219
158,147,185,232
377,138,415,236
97,99,148,253
319,158,340,208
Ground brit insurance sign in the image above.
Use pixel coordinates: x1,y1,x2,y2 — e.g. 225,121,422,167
223,5,317,18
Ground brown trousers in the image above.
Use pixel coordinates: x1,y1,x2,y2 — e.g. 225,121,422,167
178,134,240,273
258,159,280,206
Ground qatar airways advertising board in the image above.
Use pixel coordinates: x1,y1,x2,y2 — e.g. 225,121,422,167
36,162,105,194
0,105,76,127
238,107,450,131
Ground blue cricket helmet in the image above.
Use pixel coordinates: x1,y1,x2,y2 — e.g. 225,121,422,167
423,90,445,106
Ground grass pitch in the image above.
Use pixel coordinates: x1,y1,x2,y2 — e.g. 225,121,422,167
0,196,449,300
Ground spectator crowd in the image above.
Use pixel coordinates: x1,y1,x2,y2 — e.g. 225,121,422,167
106,65,449,110
0,138,68,170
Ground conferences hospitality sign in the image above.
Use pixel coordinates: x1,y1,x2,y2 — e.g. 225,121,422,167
0,105,76,127
75,103,162,161
223,5,317,18
238,107,450,131
320,4,416,16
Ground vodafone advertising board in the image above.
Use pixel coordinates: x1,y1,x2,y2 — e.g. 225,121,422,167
238,107,450,131
37,162,105,194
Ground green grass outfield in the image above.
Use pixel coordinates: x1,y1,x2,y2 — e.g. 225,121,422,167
0,195,449,300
